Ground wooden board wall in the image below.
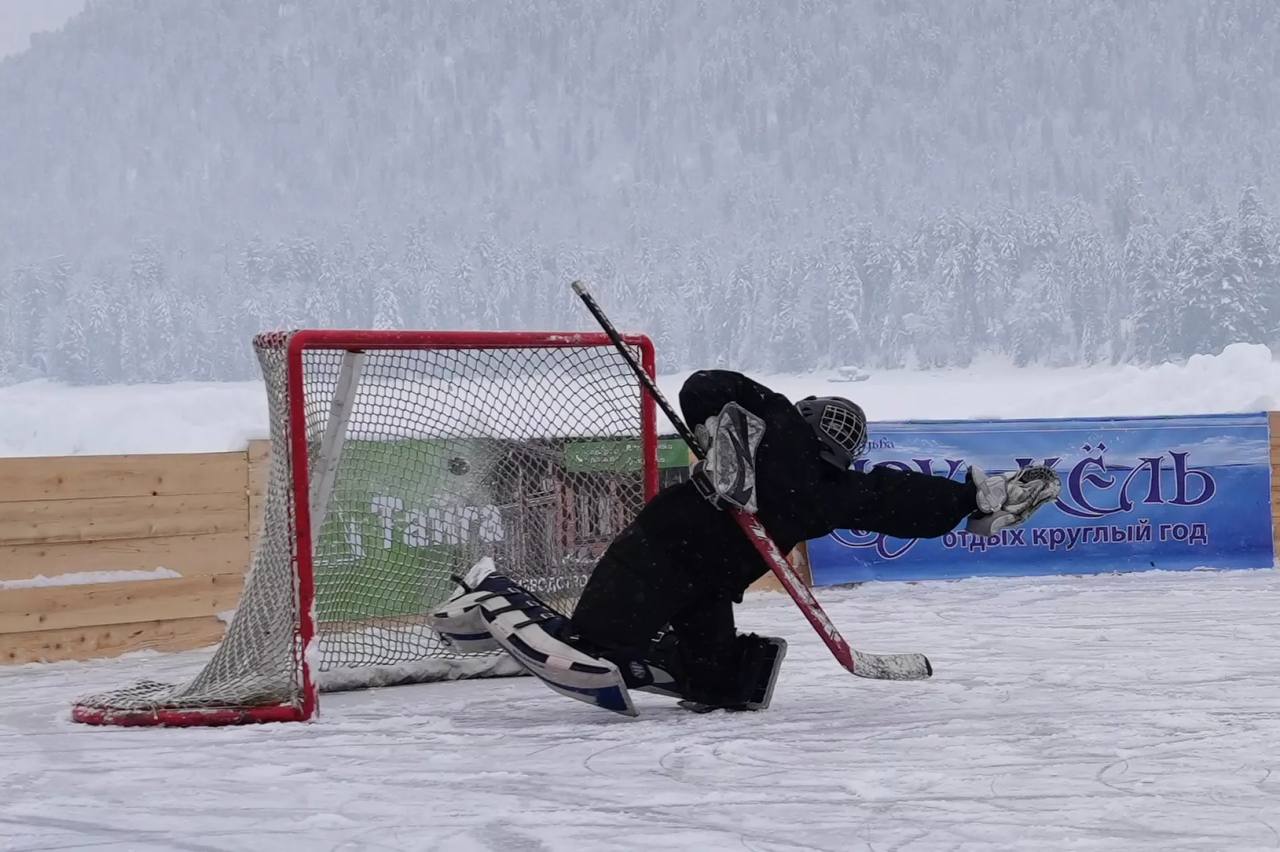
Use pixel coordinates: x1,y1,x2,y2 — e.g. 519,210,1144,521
748,542,813,593
26,410,1275,666
0,452,252,664
247,439,271,550
0,436,806,667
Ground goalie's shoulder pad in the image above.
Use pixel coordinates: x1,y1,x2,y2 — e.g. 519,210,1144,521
697,401,767,513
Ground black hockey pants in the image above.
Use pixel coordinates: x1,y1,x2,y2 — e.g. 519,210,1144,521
569,544,753,706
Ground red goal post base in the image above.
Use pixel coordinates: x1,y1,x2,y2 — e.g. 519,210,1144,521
71,703,305,728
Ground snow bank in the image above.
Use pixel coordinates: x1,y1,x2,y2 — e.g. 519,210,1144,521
730,342,1280,423
0,379,267,457
0,344,1275,457
0,568,182,590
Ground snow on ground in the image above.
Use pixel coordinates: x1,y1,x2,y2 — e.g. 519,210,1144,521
730,342,1280,423
0,343,1276,457
4,568,1280,851
0,568,181,590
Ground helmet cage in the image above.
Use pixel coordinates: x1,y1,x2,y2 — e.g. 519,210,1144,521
796,396,867,470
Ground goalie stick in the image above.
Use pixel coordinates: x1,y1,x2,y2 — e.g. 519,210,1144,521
570,280,932,681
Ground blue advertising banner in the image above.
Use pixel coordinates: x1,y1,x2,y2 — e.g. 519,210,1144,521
808,413,1275,586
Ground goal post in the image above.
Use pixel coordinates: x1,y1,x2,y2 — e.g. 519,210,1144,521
72,329,659,726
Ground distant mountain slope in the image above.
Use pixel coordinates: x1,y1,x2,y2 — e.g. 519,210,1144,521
0,0,1277,383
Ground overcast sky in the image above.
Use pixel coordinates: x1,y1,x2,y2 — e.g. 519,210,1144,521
0,0,86,59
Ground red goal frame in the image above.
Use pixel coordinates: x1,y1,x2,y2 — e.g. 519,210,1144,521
71,329,658,726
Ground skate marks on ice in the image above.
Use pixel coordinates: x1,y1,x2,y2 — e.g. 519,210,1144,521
807,569,1280,850
3,569,1280,850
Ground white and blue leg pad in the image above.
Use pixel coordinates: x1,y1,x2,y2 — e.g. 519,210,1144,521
425,558,504,654
479,590,637,717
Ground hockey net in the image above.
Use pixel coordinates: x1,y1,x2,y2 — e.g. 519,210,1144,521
73,330,657,726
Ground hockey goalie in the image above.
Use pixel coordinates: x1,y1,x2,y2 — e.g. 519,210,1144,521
428,370,1059,716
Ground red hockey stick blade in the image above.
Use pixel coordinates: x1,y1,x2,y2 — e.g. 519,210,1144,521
730,510,933,681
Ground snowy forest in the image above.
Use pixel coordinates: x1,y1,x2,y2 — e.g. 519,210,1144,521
1,0,1279,384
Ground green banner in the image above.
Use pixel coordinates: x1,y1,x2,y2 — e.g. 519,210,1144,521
312,437,494,623
311,435,669,623
563,437,689,472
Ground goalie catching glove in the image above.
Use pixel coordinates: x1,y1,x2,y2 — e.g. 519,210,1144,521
691,402,766,512
967,465,1061,536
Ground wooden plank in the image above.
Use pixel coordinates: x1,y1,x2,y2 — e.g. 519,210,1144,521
248,440,271,497
748,543,812,593
749,572,784,593
0,573,246,634
0,452,247,503
0,492,247,547
0,532,250,583
248,495,267,549
2,616,227,665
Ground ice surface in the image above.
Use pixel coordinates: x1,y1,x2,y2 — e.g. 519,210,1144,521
4,568,1280,850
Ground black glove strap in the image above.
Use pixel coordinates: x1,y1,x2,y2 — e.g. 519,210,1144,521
690,460,723,509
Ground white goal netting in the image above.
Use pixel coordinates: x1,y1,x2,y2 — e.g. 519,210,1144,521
73,331,656,725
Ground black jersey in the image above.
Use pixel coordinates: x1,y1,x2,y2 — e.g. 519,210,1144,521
602,370,977,593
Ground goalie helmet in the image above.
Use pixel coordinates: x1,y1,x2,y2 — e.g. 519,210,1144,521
795,395,867,470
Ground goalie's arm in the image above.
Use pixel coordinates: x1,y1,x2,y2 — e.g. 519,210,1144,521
679,370,791,432
822,466,978,540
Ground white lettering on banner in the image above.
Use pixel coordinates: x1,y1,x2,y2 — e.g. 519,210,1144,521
345,520,365,559
370,495,403,550
366,494,507,550
404,509,429,548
